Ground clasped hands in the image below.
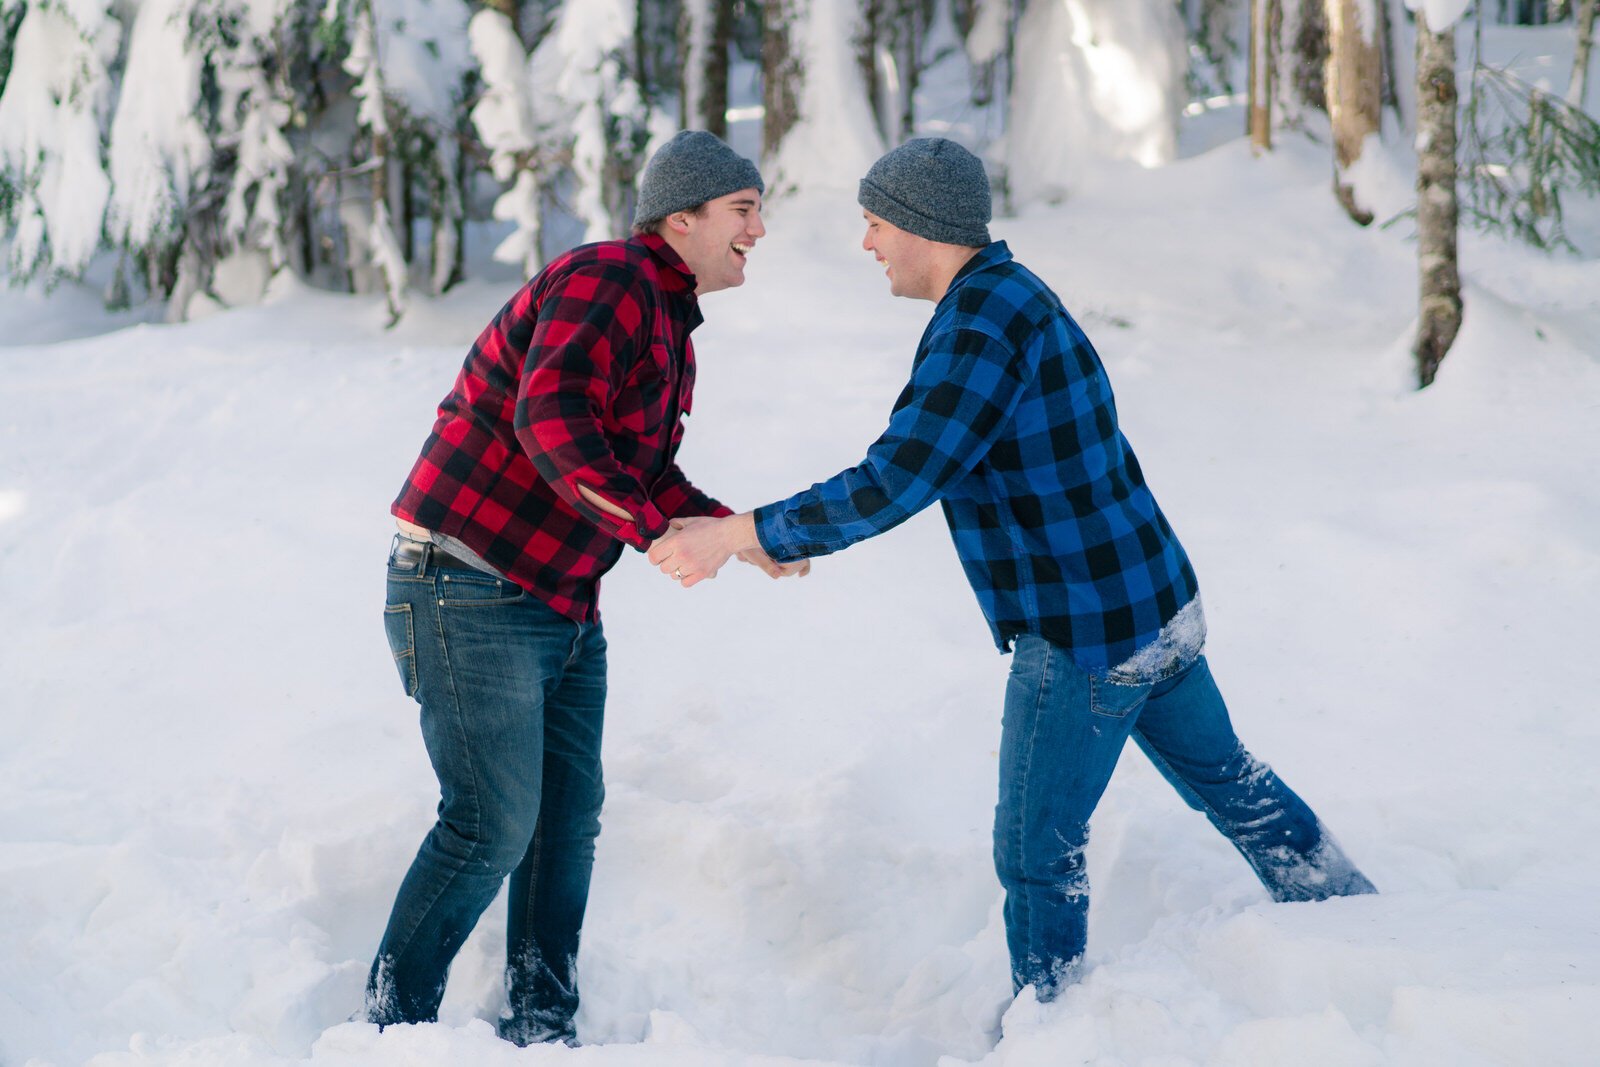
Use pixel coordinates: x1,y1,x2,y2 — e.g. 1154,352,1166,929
647,513,809,587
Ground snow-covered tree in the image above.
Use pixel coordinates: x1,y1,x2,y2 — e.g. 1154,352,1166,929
107,0,212,314
1571,0,1597,107
1184,0,1247,98
470,6,545,277
1248,0,1278,150
859,0,934,144
326,0,474,320
680,0,732,137
340,0,407,321
0,0,117,283
1412,0,1464,387
1326,0,1383,224
194,0,297,287
0,0,27,94
1007,0,1187,204
528,0,652,243
761,0,882,196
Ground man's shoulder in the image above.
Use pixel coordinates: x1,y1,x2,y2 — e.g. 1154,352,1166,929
940,257,1061,347
535,238,660,298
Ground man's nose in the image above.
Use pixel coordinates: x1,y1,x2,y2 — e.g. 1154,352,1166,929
748,210,767,239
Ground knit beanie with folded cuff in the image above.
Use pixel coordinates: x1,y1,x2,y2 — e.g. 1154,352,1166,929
857,137,992,247
633,130,765,230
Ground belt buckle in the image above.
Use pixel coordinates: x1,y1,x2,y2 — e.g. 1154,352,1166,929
392,534,430,568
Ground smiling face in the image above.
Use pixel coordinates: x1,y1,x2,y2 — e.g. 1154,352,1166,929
861,210,984,303
661,188,766,294
862,210,939,300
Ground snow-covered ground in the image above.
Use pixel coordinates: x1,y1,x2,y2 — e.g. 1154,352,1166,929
4,70,1600,1067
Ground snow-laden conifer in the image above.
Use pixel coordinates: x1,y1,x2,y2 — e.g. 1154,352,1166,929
470,7,545,276
1008,0,1187,203
530,0,651,243
199,0,297,281
107,0,211,310
0,0,117,281
763,0,883,196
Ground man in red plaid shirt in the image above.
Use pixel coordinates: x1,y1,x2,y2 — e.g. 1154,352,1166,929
367,131,800,1046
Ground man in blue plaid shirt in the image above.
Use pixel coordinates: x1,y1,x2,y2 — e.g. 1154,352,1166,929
650,138,1375,1002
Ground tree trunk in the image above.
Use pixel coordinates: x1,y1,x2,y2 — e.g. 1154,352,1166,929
897,2,920,141
1377,0,1401,119
681,0,708,130
1326,0,1382,224
1569,0,1597,107
762,0,804,162
859,0,882,139
704,0,732,138
1249,0,1279,149
1413,10,1461,389
1290,0,1328,111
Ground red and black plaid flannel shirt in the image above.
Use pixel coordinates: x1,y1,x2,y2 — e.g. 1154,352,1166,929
392,234,732,621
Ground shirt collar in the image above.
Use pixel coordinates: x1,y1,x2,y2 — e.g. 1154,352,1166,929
951,240,1011,288
636,232,698,296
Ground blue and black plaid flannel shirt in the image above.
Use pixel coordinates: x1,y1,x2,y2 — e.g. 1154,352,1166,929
754,241,1202,677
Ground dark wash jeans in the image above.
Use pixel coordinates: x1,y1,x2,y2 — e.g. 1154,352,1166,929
996,636,1375,999
369,538,607,1045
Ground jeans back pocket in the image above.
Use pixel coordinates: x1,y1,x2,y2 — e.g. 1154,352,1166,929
383,603,419,698
1090,675,1151,719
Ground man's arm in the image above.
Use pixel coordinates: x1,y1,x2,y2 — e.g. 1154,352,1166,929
649,325,1027,584
651,460,734,520
514,268,672,548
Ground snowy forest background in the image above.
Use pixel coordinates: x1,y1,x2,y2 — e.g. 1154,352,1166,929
3,3,1600,1066
2,0,1596,344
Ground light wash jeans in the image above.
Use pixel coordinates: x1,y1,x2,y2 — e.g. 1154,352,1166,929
995,635,1375,999
368,537,606,1046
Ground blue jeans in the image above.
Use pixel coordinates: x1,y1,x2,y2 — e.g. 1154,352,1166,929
995,636,1375,999
368,539,607,1045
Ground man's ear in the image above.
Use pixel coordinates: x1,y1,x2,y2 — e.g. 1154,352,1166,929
664,211,692,236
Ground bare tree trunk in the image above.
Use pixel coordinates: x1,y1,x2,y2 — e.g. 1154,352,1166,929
1326,0,1382,224
762,0,804,162
398,154,415,264
1569,0,1597,107
1249,0,1280,149
859,0,884,140
681,1,709,130
1414,10,1461,389
704,0,732,138
1377,0,1401,119
1291,0,1328,111
897,2,920,141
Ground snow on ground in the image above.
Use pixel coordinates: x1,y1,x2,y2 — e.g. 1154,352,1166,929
3,104,1600,1067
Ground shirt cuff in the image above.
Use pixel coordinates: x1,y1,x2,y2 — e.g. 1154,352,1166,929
605,499,669,550
753,502,819,563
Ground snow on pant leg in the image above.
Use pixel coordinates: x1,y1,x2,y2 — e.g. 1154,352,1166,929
1130,655,1376,902
367,554,580,1026
993,635,1152,1000
501,617,607,1046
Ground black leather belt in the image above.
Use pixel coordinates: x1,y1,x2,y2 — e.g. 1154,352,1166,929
394,536,481,573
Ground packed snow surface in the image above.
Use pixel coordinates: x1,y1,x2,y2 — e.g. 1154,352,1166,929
3,121,1599,1067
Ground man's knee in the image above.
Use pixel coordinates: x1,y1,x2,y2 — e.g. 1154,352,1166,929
429,809,539,876
993,817,1090,890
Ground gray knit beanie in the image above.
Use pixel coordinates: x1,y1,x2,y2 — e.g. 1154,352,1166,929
858,137,991,246
634,130,765,229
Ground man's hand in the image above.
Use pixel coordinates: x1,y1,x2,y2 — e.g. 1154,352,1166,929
738,545,811,580
648,513,804,587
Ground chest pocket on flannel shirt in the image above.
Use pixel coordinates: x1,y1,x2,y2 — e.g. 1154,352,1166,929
613,341,674,438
